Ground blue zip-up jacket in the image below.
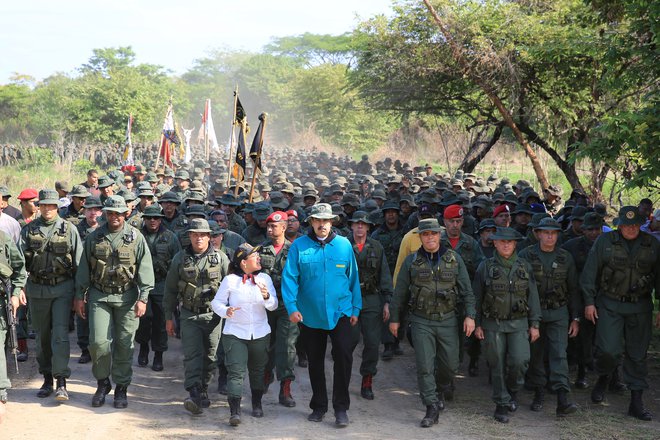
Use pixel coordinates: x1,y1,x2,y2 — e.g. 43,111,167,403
282,230,362,330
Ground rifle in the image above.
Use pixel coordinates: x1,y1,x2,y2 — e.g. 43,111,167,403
3,278,19,373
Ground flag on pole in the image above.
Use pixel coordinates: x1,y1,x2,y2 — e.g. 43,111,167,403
122,114,134,165
159,104,179,167
182,127,193,164
235,96,247,125
249,113,266,173
204,99,219,151
232,121,247,181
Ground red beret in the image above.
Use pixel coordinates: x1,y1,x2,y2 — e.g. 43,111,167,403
444,204,464,219
266,211,288,223
493,204,511,218
17,188,38,200
286,209,298,219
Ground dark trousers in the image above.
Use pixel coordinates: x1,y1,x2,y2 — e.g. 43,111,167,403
135,294,168,352
300,316,354,412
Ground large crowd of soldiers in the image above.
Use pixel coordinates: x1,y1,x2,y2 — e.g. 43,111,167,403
0,146,658,427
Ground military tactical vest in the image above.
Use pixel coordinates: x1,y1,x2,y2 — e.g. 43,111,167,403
526,248,570,310
600,232,656,302
407,250,459,320
482,258,531,320
177,249,224,312
443,234,477,278
145,228,176,281
0,238,13,282
353,239,383,296
259,241,290,295
25,219,74,284
90,226,139,293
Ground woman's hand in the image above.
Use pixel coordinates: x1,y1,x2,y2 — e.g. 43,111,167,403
227,306,241,318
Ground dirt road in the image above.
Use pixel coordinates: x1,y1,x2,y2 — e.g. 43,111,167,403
4,333,660,439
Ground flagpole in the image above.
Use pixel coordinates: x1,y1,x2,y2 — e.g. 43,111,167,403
155,98,172,170
227,85,238,189
234,119,245,197
248,113,267,203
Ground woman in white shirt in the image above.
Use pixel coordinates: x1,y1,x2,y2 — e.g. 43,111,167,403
211,243,278,426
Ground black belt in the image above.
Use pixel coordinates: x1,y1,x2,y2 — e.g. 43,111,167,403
92,282,134,294
183,305,213,315
30,276,69,286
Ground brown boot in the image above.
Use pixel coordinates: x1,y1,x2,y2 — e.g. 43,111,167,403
278,379,296,407
361,375,374,400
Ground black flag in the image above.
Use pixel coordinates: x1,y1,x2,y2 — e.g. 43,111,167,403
249,113,266,173
233,121,247,181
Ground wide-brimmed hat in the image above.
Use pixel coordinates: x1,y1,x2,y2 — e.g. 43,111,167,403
253,203,274,222
97,176,114,189
69,185,91,198
142,204,165,218
581,212,604,230
613,206,645,226
269,191,289,210
159,191,181,204
103,195,129,213
533,217,562,231
570,206,588,221
490,227,523,241
55,181,71,193
187,218,211,233
381,200,400,212
348,210,374,225
512,203,534,215
208,220,227,236
38,189,60,206
218,193,242,207
84,196,103,209
414,218,443,233
185,205,208,218
308,203,337,220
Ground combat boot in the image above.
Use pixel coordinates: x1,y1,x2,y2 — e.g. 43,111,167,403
628,390,652,421
228,396,242,426
184,385,203,415
468,356,479,377
420,402,440,428
393,339,404,356
556,389,577,416
508,392,518,412
279,379,296,407
114,384,128,409
382,343,394,361
92,378,112,407
251,389,264,418
151,351,164,372
37,374,54,398
17,338,28,362
609,367,627,393
494,405,509,423
574,363,588,389
217,365,228,395
591,375,608,403
530,387,545,411
360,375,374,400
200,386,211,408
79,349,91,364
137,344,149,367
436,390,445,411
55,377,69,402
297,351,308,368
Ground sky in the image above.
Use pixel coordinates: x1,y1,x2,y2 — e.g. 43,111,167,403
0,0,394,85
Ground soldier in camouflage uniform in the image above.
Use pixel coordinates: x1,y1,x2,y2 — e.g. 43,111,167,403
390,219,475,428
581,206,660,421
348,211,393,401
164,218,229,415
21,189,83,401
258,211,298,407
136,204,181,372
59,185,90,226
473,227,541,424
75,195,155,409
219,193,247,235
518,218,579,416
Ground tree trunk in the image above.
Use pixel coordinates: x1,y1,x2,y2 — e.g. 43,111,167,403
422,0,550,190
459,124,503,173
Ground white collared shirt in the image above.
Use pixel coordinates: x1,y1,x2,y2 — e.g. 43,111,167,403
211,272,278,340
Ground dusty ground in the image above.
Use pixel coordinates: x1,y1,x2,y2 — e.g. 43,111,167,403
4,331,660,440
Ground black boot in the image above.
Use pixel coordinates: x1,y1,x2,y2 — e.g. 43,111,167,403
508,392,518,412
436,391,445,412
78,349,91,364
55,377,69,402
279,379,296,407
151,351,163,372
591,375,608,403
609,367,627,392
92,378,112,407
114,384,128,409
37,374,54,398
360,375,374,400
217,365,228,395
628,390,652,421
530,387,545,411
228,396,242,426
184,385,203,415
382,343,394,361
137,344,149,367
297,350,308,368
556,389,577,416
393,339,404,356
251,389,264,418
574,363,588,389
420,402,440,428
468,356,478,377
494,404,509,423
200,386,211,408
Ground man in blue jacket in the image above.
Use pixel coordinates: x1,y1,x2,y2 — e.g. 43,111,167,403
282,203,361,428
